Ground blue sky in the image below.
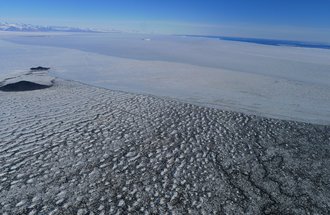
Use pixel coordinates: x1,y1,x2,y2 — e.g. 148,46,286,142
1,0,330,41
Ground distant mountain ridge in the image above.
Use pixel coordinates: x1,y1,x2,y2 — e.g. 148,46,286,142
0,22,99,33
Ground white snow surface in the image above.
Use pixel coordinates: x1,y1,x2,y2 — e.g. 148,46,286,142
0,32,330,124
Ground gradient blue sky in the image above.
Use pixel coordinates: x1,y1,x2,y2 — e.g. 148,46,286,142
1,0,330,41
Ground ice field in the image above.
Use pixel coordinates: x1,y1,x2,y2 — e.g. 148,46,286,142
1,32,330,124
1,78,329,214
0,32,330,214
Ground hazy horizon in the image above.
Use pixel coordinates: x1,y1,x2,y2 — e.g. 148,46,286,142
1,0,330,42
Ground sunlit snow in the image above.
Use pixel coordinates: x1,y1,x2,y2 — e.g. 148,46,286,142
0,32,329,125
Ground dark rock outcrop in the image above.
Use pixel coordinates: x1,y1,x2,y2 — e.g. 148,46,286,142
30,66,50,71
0,81,51,92
0,68,54,92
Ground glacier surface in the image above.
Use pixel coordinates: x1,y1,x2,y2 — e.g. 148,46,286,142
0,79,329,214
0,32,330,124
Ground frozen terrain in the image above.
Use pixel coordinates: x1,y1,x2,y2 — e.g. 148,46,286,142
1,32,330,124
0,70,54,91
0,78,329,214
0,31,330,213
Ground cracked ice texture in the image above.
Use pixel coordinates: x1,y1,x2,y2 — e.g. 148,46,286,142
0,79,329,214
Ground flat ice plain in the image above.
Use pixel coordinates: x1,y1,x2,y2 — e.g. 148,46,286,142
1,32,330,124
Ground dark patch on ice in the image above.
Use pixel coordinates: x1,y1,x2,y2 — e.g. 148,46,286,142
0,81,51,92
30,66,50,71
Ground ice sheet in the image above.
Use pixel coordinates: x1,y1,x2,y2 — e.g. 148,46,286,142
0,32,329,124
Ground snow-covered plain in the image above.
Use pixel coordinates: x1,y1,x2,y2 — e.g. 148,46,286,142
1,32,330,124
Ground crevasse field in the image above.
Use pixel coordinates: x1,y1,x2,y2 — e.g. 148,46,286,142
1,32,330,125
